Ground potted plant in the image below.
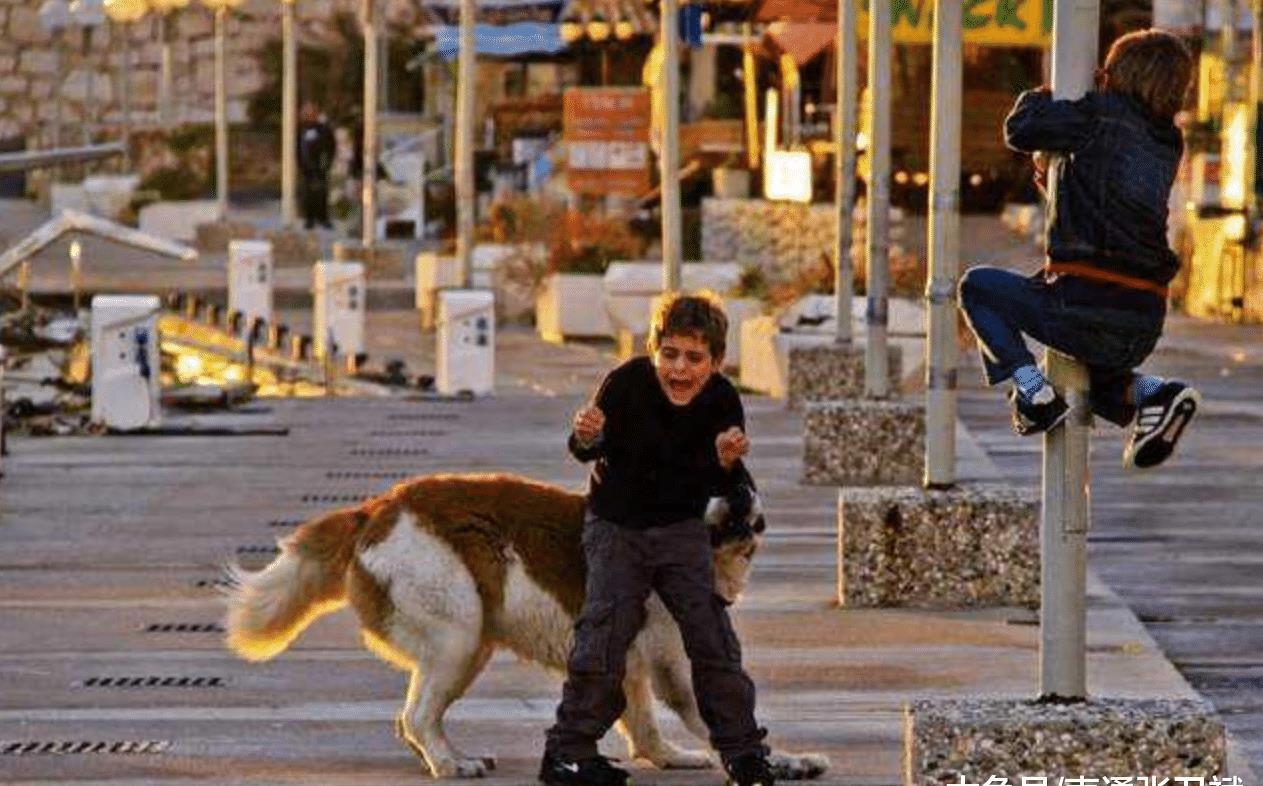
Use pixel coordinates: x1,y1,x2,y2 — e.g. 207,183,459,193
535,210,645,342
712,153,751,200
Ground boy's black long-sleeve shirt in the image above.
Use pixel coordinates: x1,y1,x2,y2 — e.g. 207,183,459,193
569,357,748,529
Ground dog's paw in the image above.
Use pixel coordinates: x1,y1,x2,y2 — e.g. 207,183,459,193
767,750,830,781
641,743,714,770
431,756,492,778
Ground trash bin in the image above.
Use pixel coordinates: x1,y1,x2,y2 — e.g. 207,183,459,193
228,240,273,330
437,289,495,396
91,295,162,431
313,262,365,361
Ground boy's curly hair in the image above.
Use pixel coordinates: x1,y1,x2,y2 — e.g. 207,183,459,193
647,292,729,361
1101,29,1193,122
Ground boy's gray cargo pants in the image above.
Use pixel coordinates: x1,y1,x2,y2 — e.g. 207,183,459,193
545,512,766,761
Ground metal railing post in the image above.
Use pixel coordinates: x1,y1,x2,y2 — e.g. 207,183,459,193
455,0,475,285
361,0,379,249
1039,0,1099,702
924,0,962,489
280,0,297,228
661,0,683,292
832,0,857,346
863,0,891,398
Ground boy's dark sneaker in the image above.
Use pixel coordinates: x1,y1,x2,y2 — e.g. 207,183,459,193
1008,387,1069,436
723,750,776,786
1123,381,1201,470
538,751,629,786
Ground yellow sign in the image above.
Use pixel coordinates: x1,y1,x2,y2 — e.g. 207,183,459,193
860,0,1052,48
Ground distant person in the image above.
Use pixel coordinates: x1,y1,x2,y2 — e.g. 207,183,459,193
959,29,1199,470
298,101,335,230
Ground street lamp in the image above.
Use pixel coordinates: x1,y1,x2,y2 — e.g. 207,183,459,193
38,0,71,158
559,19,583,43
200,0,244,220
149,0,189,127
279,0,299,227
103,0,149,169
68,0,106,149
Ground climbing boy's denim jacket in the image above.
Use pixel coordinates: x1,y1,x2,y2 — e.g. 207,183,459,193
1004,88,1183,295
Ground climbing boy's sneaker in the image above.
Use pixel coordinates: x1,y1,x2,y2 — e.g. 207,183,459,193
1123,381,1201,470
723,750,776,786
538,751,629,786
1008,386,1069,437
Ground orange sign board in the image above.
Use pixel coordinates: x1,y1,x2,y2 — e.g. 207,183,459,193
564,87,652,196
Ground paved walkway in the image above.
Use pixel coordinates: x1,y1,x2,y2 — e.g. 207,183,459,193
0,202,1256,784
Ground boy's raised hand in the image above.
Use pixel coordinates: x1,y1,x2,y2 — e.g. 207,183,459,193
716,426,749,470
573,406,606,446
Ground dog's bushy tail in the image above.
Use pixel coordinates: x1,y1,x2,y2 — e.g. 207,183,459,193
224,508,363,662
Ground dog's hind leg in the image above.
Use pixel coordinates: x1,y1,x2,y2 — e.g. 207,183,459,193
394,617,494,778
617,651,711,770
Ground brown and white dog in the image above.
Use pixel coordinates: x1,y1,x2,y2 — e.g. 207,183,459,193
223,473,828,780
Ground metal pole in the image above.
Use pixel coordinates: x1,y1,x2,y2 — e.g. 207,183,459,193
83,27,96,150
923,0,962,489
742,22,760,170
416,152,426,240
832,0,857,345
361,0,378,249
159,14,174,126
455,0,475,285
121,21,132,170
281,0,297,228
1250,0,1263,210
863,0,891,398
660,0,682,290
214,6,229,220
1040,0,1099,702
53,31,64,181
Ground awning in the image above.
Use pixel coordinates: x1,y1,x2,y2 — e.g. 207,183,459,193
432,22,567,59
763,21,834,65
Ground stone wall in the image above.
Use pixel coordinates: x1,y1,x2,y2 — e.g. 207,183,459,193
702,198,837,283
0,0,427,147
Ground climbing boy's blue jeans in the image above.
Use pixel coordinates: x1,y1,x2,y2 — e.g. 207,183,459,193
957,266,1166,427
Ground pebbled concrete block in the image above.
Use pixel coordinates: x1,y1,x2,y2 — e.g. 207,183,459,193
904,697,1227,786
333,240,406,279
804,399,925,486
788,343,902,408
266,228,321,268
838,484,1039,607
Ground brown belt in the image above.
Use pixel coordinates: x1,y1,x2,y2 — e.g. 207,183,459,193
1044,262,1169,299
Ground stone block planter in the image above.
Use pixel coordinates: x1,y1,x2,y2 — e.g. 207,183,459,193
905,698,1226,786
333,240,406,280
536,272,612,342
138,200,221,243
787,343,902,408
602,261,743,355
50,182,88,213
266,228,321,268
197,220,259,253
712,167,751,199
837,484,1038,608
803,399,925,486
83,175,140,220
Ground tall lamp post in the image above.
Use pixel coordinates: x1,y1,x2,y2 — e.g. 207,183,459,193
38,0,71,169
200,0,243,220
454,0,474,281
360,0,379,248
150,0,189,128
69,0,106,150
280,0,299,228
103,0,149,169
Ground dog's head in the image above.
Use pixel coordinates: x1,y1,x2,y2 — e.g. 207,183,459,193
704,483,765,604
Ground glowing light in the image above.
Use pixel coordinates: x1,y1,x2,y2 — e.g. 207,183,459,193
894,170,909,185
560,20,583,42
223,365,245,382
176,354,204,380
912,172,929,187
614,19,635,40
587,16,611,42
764,150,812,203
969,173,983,187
